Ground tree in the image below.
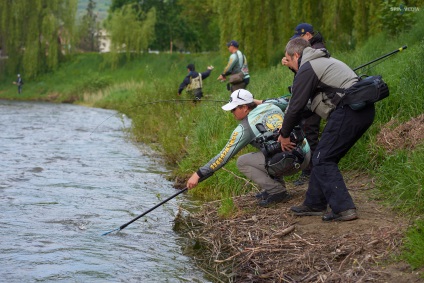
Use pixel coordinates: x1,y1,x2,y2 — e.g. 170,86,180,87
105,3,156,66
0,0,77,78
77,0,100,52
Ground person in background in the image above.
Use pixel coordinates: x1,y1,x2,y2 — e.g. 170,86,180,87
178,64,214,101
278,37,375,221
13,74,24,94
282,23,326,186
217,40,250,92
186,89,310,207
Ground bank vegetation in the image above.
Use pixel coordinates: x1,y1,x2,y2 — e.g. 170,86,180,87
0,9,423,282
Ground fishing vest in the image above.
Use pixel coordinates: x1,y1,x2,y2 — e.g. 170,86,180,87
187,73,202,91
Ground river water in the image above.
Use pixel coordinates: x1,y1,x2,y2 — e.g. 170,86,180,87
0,100,208,282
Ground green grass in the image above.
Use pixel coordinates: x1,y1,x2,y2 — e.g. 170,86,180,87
403,220,424,269
1,10,424,271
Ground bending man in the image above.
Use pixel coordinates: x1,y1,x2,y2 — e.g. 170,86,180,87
186,89,310,207
278,38,375,221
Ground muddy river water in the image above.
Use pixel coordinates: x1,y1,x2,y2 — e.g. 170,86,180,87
0,100,208,282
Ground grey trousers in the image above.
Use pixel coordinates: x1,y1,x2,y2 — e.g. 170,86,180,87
237,151,286,195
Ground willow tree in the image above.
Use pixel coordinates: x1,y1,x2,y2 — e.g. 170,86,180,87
214,0,410,70
0,0,77,78
105,3,156,67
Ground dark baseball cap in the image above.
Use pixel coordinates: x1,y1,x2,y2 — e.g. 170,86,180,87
186,64,195,71
226,40,239,48
290,23,314,39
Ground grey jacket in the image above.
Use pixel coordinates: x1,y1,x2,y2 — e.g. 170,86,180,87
280,47,358,138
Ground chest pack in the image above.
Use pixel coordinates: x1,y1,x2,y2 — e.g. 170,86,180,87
312,75,389,118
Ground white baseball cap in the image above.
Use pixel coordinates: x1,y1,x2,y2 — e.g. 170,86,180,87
222,89,254,111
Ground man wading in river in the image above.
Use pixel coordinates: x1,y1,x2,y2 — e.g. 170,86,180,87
186,89,310,207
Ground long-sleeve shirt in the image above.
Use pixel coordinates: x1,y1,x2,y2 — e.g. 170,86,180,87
221,50,250,79
196,98,310,179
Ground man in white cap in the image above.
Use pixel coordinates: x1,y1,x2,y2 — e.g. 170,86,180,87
186,89,310,207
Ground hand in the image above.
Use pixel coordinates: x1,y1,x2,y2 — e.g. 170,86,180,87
278,135,296,151
282,57,288,66
187,172,200,189
177,93,181,96
208,65,214,70
217,74,226,81
253,99,263,105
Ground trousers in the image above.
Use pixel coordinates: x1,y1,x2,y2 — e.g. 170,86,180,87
300,112,321,174
304,104,375,213
237,151,286,194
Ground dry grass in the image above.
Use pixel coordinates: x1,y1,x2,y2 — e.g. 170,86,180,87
175,174,422,282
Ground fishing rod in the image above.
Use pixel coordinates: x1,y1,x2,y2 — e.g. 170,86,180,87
353,45,407,72
101,188,188,236
90,98,227,136
101,173,213,236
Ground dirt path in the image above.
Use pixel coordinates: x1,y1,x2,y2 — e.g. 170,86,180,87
177,171,423,282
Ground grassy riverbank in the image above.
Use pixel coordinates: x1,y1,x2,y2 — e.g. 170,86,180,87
1,12,423,273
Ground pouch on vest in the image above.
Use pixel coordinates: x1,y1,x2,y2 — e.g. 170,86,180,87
229,72,244,84
342,75,389,107
320,75,389,111
310,92,338,120
265,147,305,178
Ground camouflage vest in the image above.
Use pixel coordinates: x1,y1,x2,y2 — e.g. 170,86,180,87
187,73,202,92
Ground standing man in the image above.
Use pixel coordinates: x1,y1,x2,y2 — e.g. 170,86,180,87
186,89,310,207
217,40,250,92
278,38,375,221
282,23,326,186
13,74,23,94
178,64,214,101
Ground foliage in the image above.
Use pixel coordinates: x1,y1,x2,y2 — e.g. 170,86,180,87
109,0,219,52
77,0,111,21
0,5,424,271
213,0,421,69
76,0,100,52
0,0,77,78
402,220,424,269
104,3,156,66
373,148,424,214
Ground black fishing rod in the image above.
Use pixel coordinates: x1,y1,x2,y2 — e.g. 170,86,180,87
101,173,213,236
101,188,188,236
353,45,407,72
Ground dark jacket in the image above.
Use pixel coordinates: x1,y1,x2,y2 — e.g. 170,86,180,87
309,31,325,49
280,48,358,138
178,69,212,94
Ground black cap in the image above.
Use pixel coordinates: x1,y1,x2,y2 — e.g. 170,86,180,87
291,23,314,39
186,64,195,71
226,40,239,48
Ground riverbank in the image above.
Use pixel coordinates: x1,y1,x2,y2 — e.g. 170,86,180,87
0,12,423,280
174,114,424,282
176,172,423,282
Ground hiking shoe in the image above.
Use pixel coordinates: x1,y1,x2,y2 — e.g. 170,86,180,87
293,172,310,186
255,191,269,200
290,204,326,216
322,209,358,222
258,191,291,207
